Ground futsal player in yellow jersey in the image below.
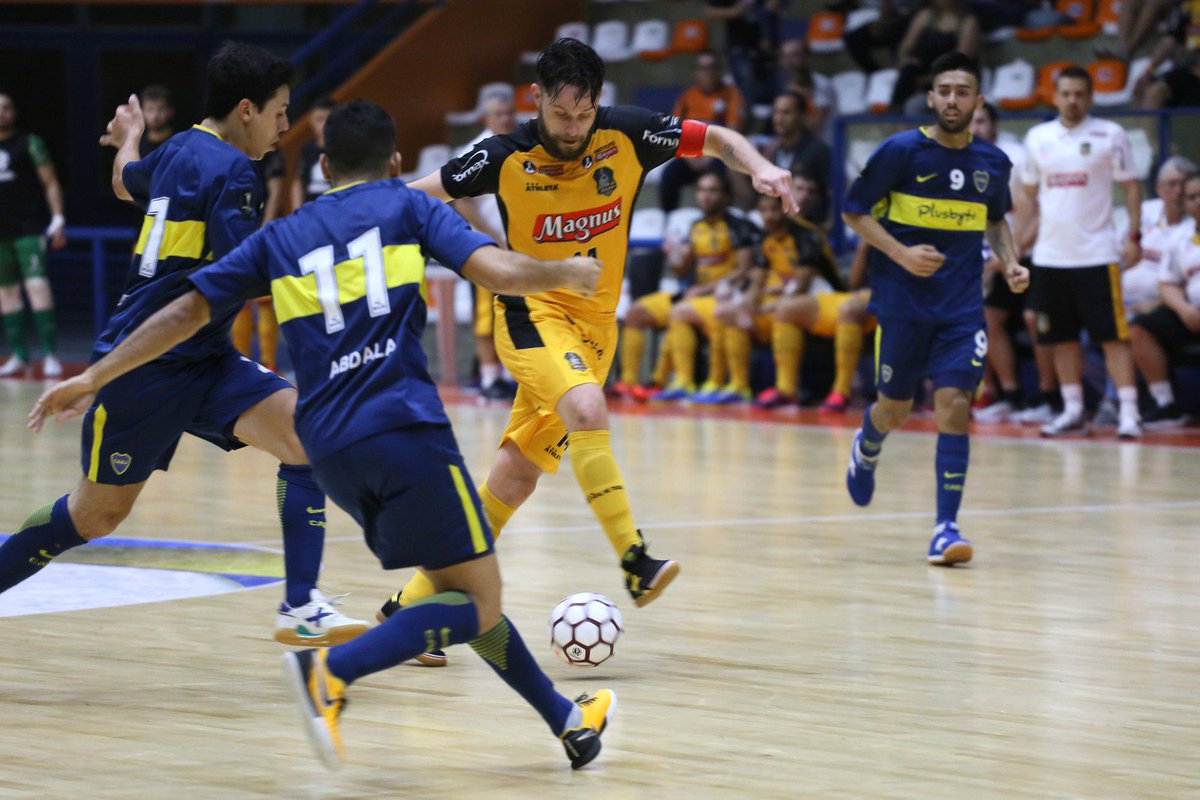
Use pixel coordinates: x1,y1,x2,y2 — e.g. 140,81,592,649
379,38,796,647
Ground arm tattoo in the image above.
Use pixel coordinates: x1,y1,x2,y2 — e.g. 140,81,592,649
986,221,1014,265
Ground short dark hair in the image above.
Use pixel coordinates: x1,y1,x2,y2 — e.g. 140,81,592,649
698,169,732,196
141,84,173,106
930,51,981,87
536,38,605,105
1056,65,1093,93
323,99,395,178
203,40,294,119
312,94,336,111
776,90,809,115
978,101,998,124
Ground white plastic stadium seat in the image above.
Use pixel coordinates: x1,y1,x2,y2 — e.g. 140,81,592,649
865,68,898,112
592,20,632,62
831,70,867,115
444,82,513,126
1095,56,1149,107
403,143,451,182
844,8,880,32
1127,127,1153,180
521,21,590,65
992,59,1035,108
747,209,764,230
846,138,880,184
630,208,666,244
665,207,703,244
628,19,670,56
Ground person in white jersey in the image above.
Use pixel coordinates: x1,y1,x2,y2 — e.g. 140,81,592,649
1130,172,1200,427
455,94,518,400
1021,66,1143,439
1117,156,1196,318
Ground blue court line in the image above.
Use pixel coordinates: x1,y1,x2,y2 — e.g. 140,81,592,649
0,534,272,551
221,574,283,588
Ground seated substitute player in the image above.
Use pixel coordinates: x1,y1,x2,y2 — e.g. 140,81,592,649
622,171,759,401
1130,172,1200,427
31,99,613,772
380,38,796,644
841,51,1029,566
0,42,367,644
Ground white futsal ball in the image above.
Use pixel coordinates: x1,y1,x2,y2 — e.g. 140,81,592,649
549,592,623,666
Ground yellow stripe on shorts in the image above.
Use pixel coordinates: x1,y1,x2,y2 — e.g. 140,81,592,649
87,404,108,482
874,323,883,385
448,464,488,554
1108,263,1130,340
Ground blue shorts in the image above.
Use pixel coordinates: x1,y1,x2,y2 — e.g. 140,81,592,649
873,317,987,400
310,424,494,571
80,349,291,485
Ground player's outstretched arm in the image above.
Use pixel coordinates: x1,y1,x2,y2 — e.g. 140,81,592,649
842,210,946,277
408,172,453,203
701,125,799,215
461,247,601,297
99,94,145,203
985,218,1029,293
28,291,212,432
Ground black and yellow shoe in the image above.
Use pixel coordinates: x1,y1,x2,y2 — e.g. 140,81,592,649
281,648,347,771
621,537,680,608
560,689,616,769
376,591,447,667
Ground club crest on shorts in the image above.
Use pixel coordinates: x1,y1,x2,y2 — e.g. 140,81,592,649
564,352,587,371
973,170,989,193
880,364,893,384
593,166,617,196
110,453,133,475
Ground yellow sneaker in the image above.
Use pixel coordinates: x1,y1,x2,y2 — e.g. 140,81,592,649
282,648,347,770
560,689,616,769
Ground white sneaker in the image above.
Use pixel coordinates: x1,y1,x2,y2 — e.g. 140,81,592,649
973,400,1014,423
0,355,26,377
275,589,370,647
1040,409,1089,437
1117,415,1142,440
42,354,62,378
1013,403,1055,425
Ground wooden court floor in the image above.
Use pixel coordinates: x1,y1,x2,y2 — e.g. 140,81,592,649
0,379,1197,799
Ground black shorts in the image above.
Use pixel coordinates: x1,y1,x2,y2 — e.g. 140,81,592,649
984,270,1027,315
1132,304,1200,353
1163,67,1200,107
1028,263,1129,345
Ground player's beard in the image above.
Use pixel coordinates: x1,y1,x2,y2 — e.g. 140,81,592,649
936,106,974,135
537,116,590,161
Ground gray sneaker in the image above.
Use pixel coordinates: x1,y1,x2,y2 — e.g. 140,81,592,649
1040,410,1089,437
1013,403,1055,425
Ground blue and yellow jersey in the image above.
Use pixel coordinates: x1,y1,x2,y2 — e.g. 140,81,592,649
188,178,493,461
690,212,760,285
759,218,841,291
94,125,265,362
844,127,1011,323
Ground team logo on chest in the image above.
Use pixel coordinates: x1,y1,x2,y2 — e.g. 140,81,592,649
1080,142,1091,156
972,170,989,193
593,166,617,196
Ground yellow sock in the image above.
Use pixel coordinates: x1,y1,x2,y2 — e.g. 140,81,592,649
668,319,697,387
231,303,253,356
620,326,646,384
708,323,727,387
833,322,863,396
257,301,279,368
568,429,640,557
772,322,804,397
725,327,752,392
399,481,515,606
651,330,673,386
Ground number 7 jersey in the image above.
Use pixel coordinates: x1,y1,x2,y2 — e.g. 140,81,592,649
440,106,705,320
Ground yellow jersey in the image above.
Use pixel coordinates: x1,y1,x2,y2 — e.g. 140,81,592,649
758,217,842,291
688,212,761,285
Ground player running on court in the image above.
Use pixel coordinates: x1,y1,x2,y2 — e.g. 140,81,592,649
31,99,612,772
0,42,367,644
382,38,797,638
841,51,1029,565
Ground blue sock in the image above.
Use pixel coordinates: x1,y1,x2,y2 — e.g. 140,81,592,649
936,433,970,524
277,464,325,607
326,590,479,684
471,615,575,736
860,405,888,457
0,495,86,593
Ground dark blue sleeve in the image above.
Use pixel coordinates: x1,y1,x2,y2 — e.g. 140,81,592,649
188,226,272,315
207,158,265,260
844,138,905,216
988,157,1014,221
409,188,495,273
121,149,161,210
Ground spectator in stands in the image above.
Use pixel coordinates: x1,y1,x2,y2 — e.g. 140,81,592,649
750,92,831,222
138,84,176,158
1130,172,1200,427
660,51,745,213
841,0,921,76
703,0,784,106
791,167,826,227
0,90,66,378
1118,156,1196,318
290,95,335,209
889,0,980,113
774,38,834,139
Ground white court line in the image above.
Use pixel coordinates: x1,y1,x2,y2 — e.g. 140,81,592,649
272,498,1200,546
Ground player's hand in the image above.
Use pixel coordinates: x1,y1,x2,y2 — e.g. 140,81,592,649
1005,262,1030,293
45,214,66,250
100,94,145,149
751,164,800,216
1120,238,1142,269
896,244,946,277
559,256,603,296
27,374,97,433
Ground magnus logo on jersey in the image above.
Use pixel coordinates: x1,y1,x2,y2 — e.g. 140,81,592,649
533,199,621,243
916,202,979,227
452,150,489,183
